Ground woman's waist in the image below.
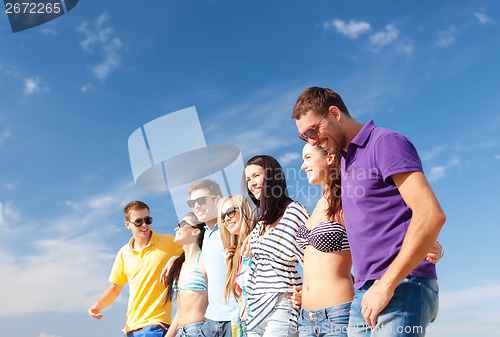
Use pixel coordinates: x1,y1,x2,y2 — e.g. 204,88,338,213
302,278,354,311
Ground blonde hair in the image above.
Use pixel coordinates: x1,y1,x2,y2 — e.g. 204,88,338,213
217,194,257,302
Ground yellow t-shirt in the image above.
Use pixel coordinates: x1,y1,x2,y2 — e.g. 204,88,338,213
110,230,183,332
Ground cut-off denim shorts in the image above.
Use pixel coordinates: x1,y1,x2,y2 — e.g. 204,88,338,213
299,301,351,337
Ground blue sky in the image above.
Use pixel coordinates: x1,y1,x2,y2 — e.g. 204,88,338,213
1,1,500,336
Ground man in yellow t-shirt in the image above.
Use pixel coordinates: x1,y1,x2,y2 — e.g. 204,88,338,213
88,201,183,336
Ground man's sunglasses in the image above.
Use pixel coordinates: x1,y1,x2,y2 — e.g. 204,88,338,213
177,219,197,229
187,195,218,208
220,206,239,222
299,111,329,142
129,216,153,227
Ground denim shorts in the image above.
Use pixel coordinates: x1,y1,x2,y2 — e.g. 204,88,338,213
246,293,298,337
299,301,350,337
348,277,439,337
199,319,232,337
176,321,204,337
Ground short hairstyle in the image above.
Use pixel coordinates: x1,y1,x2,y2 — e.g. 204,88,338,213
123,201,150,221
188,179,223,197
243,155,292,226
292,86,350,119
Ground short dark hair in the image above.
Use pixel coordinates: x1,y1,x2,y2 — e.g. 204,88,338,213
243,155,292,226
188,179,223,197
123,201,149,221
292,87,350,119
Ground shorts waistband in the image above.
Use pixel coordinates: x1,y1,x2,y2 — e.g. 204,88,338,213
300,302,351,322
125,323,170,336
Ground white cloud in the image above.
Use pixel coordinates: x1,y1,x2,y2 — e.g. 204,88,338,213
427,158,461,182
80,83,95,93
0,202,21,232
436,27,456,47
279,152,301,166
474,12,494,25
369,24,400,49
0,129,11,145
23,76,48,94
204,86,304,158
92,37,122,80
325,19,371,39
395,39,415,57
420,146,445,162
427,166,447,182
40,28,57,36
440,284,500,309
77,12,123,81
0,182,145,316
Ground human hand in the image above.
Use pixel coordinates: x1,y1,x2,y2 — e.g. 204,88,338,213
224,245,236,267
160,255,180,285
426,241,443,264
287,286,302,310
88,303,104,319
361,280,394,328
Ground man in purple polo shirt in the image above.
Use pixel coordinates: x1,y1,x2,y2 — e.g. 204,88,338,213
292,87,446,336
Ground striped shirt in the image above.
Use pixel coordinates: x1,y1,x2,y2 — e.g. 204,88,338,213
246,201,308,331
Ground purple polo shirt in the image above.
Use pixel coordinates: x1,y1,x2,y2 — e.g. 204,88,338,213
340,120,437,289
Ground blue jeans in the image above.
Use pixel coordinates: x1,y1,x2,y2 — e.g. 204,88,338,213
199,319,232,337
176,322,204,337
246,294,298,337
299,302,351,337
348,277,439,337
126,325,167,337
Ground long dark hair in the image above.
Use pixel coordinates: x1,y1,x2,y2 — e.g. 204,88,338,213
323,151,342,221
165,213,206,302
243,155,292,226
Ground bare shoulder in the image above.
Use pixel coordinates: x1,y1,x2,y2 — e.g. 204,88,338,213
305,197,329,229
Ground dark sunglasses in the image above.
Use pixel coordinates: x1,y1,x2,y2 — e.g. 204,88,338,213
177,219,196,229
220,206,239,222
130,216,153,227
299,111,329,142
187,195,218,208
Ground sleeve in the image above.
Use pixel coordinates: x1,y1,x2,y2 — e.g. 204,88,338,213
109,248,128,285
283,202,309,265
374,132,423,184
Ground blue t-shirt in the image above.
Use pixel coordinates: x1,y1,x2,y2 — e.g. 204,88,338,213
203,223,238,321
340,120,437,289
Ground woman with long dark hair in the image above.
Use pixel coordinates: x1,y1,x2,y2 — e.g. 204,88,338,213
164,212,208,337
243,155,308,337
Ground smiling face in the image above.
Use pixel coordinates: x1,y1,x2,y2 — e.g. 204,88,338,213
244,164,265,201
125,207,152,241
189,188,219,223
295,107,346,155
174,214,199,244
301,143,333,186
220,199,242,236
